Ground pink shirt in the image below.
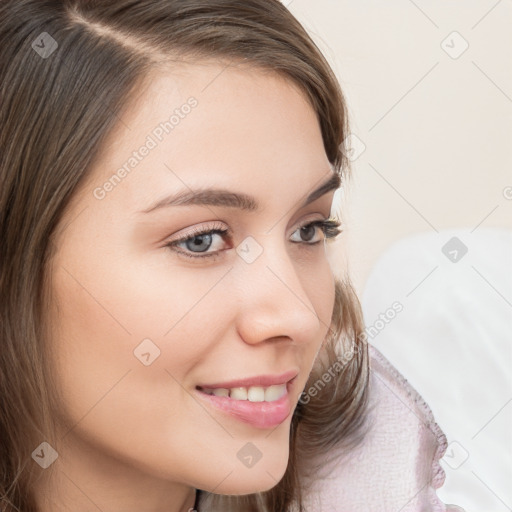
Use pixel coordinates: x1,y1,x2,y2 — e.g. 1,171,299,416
295,344,465,511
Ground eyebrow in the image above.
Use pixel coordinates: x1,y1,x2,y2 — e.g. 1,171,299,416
140,172,341,214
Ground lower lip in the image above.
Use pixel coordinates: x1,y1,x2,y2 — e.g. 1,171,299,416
195,382,294,429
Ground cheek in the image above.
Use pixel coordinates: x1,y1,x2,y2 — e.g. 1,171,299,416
304,256,337,358
303,255,336,329
46,260,235,475
47,252,231,424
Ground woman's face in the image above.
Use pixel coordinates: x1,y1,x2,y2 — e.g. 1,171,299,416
47,60,338,505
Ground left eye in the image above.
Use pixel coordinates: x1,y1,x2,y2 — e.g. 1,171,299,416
166,217,342,260
290,219,336,243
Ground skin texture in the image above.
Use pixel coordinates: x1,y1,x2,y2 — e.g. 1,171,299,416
41,60,338,512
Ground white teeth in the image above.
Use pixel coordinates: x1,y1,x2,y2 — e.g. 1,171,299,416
247,386,265,402
264,384,287,401
201,383,287,402
230,387,248,400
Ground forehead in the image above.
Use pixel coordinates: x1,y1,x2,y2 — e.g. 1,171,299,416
80,60,330,214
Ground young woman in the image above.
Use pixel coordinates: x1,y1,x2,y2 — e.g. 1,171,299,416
0,1,464,511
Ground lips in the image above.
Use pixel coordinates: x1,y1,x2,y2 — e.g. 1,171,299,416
194,375,297,429
195,369,299,390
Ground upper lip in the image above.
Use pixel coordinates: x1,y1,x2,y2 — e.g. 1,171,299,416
196,369,299,390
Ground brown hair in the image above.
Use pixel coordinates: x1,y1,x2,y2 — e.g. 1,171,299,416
0,1,369,510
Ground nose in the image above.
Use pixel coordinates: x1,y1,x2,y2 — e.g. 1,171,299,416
233,237,324,346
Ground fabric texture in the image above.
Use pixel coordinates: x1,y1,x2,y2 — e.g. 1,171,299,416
361,228,512,510
296,343,466,512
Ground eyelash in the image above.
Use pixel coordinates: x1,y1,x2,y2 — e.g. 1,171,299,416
165,217,343,260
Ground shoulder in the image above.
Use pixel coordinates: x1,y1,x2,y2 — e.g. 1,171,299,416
298,344,451,512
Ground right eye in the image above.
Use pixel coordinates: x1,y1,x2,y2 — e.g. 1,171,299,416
165,223,233,260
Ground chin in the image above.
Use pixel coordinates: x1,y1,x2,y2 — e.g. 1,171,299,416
204,449,290,496
216,474,284,496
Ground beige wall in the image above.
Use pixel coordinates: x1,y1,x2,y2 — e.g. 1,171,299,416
288,1,512,295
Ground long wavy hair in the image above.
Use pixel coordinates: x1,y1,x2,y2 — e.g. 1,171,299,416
0,1,370,510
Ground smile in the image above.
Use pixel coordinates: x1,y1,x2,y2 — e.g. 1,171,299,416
197,383,287,402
